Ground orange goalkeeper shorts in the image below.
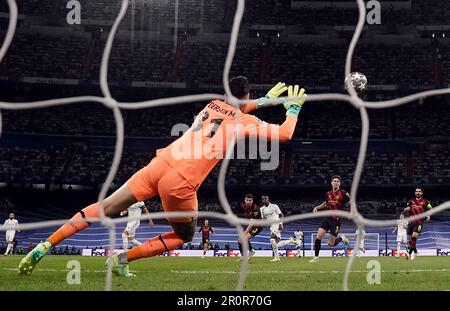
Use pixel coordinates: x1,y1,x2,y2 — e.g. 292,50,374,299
126,156,198,223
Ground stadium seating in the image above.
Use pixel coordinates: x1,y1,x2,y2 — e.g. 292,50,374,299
3,0,450,27
0,35,444,86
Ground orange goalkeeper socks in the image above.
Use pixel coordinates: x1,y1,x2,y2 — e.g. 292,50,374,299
48,203,103,246
124,232,184,263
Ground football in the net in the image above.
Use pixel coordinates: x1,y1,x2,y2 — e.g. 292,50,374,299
344,72,368,94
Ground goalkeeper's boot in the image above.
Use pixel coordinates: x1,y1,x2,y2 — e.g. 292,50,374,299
248,250,256,259
105,254,135,277
18,241,52,276
309,256,320,263
410,252,416,261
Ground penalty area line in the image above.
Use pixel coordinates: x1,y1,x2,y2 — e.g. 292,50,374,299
170,268,449,274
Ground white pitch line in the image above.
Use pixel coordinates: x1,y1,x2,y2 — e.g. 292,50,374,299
169,269,449,275
2,267,448,275
1,268,106,273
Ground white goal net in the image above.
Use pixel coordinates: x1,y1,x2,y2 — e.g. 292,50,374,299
0,0,449,291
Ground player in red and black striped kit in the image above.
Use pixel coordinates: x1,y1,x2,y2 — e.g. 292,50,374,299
199,219,214,258
236,193,262,261
404,187,432,260
309,175,350,263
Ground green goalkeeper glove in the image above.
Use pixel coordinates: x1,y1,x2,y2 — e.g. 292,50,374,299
284,85,306,117
256,82,288,108
267,82,288,98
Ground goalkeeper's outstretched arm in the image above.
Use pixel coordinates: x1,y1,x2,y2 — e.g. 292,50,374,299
242,85,306,142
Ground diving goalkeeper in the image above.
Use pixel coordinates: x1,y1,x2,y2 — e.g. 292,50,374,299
18,77,306,277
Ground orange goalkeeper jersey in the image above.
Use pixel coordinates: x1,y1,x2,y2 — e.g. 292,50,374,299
157,100,298,189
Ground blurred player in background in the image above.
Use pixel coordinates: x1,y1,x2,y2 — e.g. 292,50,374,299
293,227,303,257
4,213,19,255
354,228,366,257
199,219,213,258
120,201,153,250
404,187,432,260
237,193,261,261
309,175,350,263
19,77,307,276
260,195,297,262
393,213,408,258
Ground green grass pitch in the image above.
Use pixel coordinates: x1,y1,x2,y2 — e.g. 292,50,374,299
0,255,449,291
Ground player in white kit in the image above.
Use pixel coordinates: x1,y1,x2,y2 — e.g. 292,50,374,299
293,228,304,257
354,228,366,257
260,195,297,262
393,213,408,258
120,202,153,250
4,213,19,255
